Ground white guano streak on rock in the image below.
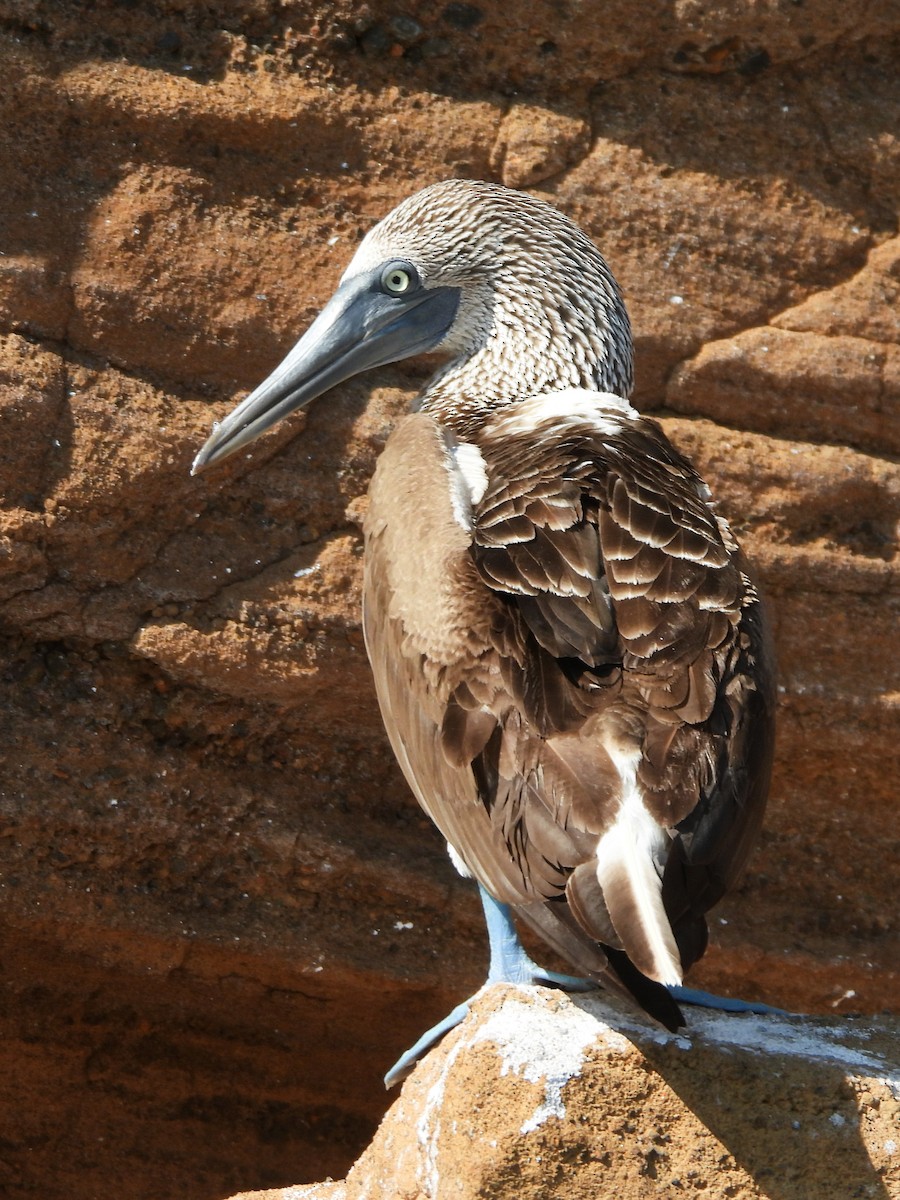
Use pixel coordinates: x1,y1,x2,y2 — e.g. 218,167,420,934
473,988,622,1135
685,1007,900,1087
578,994,900,1091
415,1013,475,1198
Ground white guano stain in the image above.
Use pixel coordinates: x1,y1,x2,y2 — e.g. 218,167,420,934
578,993,900,1092
415,1017,474,1196
472,988,620,1135
416,986,900,1194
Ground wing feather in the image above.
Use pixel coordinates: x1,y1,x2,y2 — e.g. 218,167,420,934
362,405,774,1025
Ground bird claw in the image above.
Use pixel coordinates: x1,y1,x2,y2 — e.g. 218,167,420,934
668,985,788,1017
480,885,595,992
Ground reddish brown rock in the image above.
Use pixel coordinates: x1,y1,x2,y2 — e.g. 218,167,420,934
490,103,591,188
0,3,897,1198
667,327,900,456
772,237,900,344
226,987,900,1200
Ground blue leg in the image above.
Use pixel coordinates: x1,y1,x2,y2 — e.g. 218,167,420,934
384,885,595,1088
481,887,594,990
668,985,789,1017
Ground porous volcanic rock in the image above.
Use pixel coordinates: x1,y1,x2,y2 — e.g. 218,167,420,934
225,986,900,1200
0,2,897,1198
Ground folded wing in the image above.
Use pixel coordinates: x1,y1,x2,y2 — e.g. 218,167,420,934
363,399,774,1016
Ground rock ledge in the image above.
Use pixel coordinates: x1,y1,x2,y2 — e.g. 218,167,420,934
228,985,900,1200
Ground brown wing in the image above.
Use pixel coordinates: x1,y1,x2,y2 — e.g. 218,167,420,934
363,407,773,1009
471,407,775,975
362,416,601,911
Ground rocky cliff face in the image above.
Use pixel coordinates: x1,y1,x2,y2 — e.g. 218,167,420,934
0,3,897,1198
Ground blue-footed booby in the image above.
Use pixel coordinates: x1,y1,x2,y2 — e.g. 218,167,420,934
194,179,777,1086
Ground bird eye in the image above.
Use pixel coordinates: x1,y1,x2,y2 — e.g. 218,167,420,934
380,263,417,296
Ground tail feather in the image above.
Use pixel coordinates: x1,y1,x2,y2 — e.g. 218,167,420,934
603,945,686,1032
594,817,684,987
515,898,686,1033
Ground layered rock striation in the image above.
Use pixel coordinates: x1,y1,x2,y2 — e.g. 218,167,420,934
0,2,897,1196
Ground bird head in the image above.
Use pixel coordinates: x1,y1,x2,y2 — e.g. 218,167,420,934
193,179,633,471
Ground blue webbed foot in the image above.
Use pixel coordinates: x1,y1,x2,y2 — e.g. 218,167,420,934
668,985,788,1017
384,999,472,1088
384,886,597,1087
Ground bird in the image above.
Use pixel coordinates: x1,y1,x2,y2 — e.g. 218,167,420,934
193,179,778,1087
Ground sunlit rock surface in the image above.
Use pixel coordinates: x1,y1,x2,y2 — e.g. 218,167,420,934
0,2,897,1196
227,987,900,1199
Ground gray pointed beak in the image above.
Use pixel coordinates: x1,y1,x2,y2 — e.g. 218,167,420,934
192,270,460,473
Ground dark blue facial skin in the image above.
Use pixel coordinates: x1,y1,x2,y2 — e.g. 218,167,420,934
192,264,461,472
